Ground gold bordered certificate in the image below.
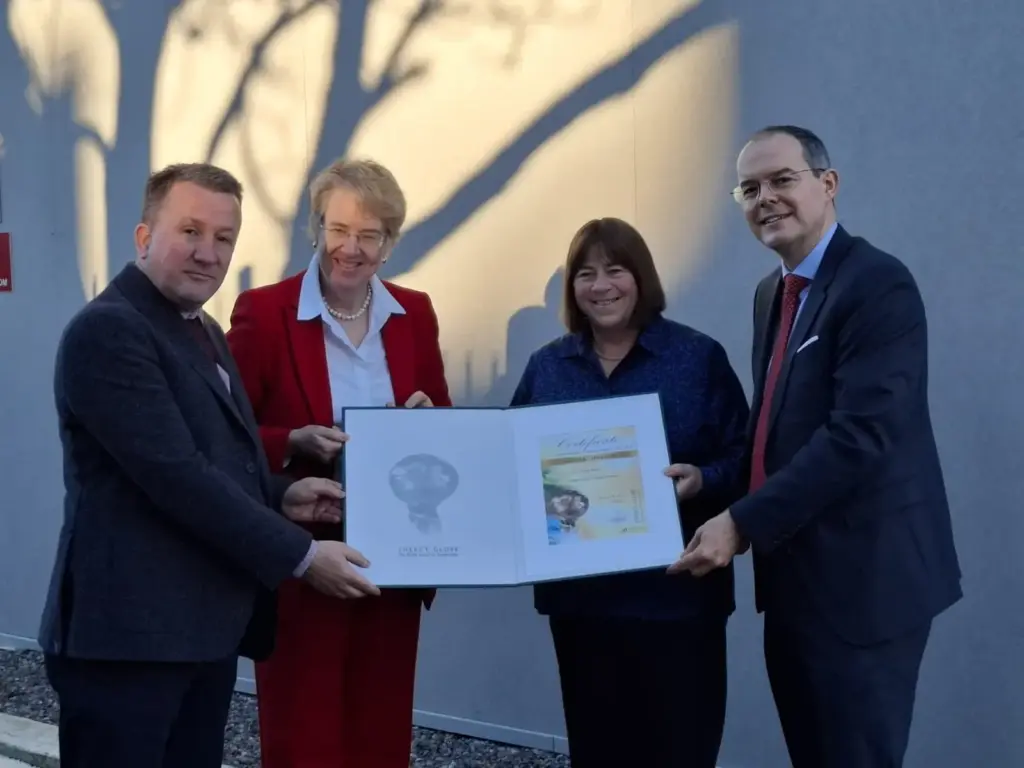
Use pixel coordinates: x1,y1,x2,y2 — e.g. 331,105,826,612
341,393,683,587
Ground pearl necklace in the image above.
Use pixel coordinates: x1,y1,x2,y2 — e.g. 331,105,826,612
322,283,372,321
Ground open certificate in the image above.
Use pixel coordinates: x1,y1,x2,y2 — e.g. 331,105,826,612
341,393,684,588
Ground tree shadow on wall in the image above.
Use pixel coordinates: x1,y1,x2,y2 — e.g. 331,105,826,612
0,21,84,310
5,0,730,302
252,0,732,283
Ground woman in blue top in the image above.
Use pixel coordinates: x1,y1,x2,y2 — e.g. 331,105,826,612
510,217,750,768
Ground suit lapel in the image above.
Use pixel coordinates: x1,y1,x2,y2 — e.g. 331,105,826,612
748,271,781,441
752,272,780,396
382,313,416,405
206,322,276,496
206,322,261,445
284,303,335,426
112,264,253,435
187,327,249,427
765,282,828,435
765,225,853,436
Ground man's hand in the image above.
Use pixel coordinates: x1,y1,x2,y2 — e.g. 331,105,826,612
664,463,703,501
386,390,433,408
282,477,344,524
303,540,380,598
286,424,348,463
667,509,744,577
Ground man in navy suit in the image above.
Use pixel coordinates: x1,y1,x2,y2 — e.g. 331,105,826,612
38,163,380,768
671,126,962,766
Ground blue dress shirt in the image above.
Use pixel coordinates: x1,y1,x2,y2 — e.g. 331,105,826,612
510,316,750,621
785,221,837,324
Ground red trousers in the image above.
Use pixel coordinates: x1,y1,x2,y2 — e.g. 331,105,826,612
255,580,422,768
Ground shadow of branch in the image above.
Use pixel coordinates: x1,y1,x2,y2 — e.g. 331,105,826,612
382,0,728,280
205,0,332,164
367,0,445,103
282,0,452,275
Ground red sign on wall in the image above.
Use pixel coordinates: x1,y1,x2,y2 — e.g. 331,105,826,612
0,233,11,292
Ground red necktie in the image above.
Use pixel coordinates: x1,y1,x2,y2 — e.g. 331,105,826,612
749,274,810,492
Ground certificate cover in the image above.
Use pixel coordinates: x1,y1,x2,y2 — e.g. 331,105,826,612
340,392,683,588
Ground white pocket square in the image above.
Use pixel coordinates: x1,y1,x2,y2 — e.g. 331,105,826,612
796,335,819,353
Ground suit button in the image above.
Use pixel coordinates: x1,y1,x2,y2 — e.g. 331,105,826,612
246,462,256,473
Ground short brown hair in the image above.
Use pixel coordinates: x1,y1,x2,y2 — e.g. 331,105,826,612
562,217,667,334
141,163,243,225
307,157,407,243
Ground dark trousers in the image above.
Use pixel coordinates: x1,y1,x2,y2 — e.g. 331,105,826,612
764,612,932,768
549,614,727,768
44,653,237,768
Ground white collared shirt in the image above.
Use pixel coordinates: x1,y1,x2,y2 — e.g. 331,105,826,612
296,252,406,425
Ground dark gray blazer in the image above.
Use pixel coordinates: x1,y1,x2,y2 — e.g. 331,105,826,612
38,263,313,663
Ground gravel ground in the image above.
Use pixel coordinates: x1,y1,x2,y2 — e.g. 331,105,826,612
0,649,569,767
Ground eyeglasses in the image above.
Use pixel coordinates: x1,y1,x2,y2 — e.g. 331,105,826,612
731,168,825,205
321,225,387,254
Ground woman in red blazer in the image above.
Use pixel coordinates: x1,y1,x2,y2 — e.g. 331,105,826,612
226,157,451,768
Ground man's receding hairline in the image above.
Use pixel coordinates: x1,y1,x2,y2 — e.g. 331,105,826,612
748,125,832,173
741,131,801,153
144,179,242,227
737,131,832,181
142,163,243,225
736,134,803,175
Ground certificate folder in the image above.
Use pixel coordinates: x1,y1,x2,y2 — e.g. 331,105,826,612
340,392,684,588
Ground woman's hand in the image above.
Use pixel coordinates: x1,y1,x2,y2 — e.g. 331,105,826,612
664,463,703,501
286,424,348,463
387,391,433,408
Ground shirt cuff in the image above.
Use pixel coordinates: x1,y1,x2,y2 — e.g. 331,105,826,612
292,540,318,578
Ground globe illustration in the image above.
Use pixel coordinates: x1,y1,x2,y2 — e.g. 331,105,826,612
388,454,460,534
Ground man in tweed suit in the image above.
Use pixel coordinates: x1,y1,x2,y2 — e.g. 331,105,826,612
38,163,380,768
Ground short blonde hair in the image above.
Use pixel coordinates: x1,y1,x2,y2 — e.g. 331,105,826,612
307,158,407,243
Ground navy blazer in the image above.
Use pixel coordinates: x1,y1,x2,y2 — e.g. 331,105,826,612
511,317,750,621
731,225,962,645
38,263,313,663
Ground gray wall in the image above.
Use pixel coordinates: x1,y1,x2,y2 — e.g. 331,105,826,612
2,1,1023,767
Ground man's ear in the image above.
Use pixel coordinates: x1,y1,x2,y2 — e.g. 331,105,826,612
823,168,840,202
134,223,151,259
